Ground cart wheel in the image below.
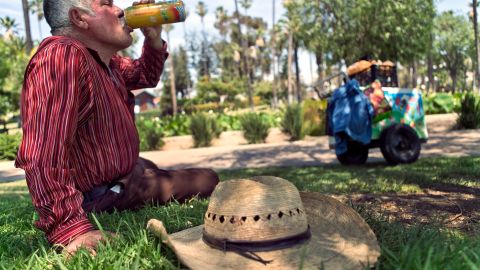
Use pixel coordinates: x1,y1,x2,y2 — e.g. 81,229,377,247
380,124,421,165
336,140,369,165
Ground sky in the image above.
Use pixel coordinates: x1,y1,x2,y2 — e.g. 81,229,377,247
0,0,473,84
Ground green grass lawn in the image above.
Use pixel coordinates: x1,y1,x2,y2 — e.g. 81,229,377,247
1,157,480,269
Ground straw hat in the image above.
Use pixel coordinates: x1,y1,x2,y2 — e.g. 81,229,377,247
347,60,373,77
147,176,380,270
382,60,395,67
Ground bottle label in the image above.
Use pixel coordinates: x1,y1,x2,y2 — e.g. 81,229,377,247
176,5,186,21
125,1,186,28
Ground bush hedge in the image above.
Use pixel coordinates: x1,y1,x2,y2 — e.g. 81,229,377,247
160,115,190,137
189,113,222,148
281,104,305,141
240,113,270,144
302,99,327,136
135,118,164,152
423,93,462,114
0,133,21,161
456,93,480,129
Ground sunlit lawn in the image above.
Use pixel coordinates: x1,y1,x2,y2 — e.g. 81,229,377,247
1,156,480,269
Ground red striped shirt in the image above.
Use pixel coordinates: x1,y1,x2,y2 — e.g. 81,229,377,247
15,36,168,246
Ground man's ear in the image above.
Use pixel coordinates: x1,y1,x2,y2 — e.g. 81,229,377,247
69,8,89,30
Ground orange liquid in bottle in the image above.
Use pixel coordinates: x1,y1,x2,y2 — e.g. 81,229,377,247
124,1,186,29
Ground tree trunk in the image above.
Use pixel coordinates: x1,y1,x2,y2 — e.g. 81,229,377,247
309,52,314,85
271,0,278,108
200,18,209,78
315,53,324,94
167,31,177,115
338,62,343,87
294,39,301,102
452,73,457,93
427,50,434,93
234,0,254,110
411,61,417,88
21,0,33,54
474,0,480,93
449,63,458,93
287,31,294,105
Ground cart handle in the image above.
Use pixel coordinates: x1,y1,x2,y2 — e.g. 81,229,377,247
312,72,349,99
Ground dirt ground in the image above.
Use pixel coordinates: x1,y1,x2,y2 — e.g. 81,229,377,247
328,114,480,233
332,114,480,233
332,187,480,234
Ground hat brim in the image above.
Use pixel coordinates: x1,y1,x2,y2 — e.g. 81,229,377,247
157,192,380,270
347,60,373,77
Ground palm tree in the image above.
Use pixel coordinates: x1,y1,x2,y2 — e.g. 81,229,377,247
164,24,177,116
29,0,44,39
235,0,254,110
239,0,252,10
239,0,253,73
196,1,209,77
283,0,302,103
196,1,207,31
287,28,294,105
0,16,19,39
214,7,228,40
271,0,278,108
472,0,480,92
214,6,233,77
21,0,33,54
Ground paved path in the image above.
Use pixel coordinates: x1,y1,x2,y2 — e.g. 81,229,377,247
1,114,479,183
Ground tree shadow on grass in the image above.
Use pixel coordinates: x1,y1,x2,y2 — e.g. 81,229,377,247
338,158,480,233
218,156,480,233
337,191,480,234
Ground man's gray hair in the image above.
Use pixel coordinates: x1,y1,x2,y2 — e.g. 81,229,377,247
43,0,95,34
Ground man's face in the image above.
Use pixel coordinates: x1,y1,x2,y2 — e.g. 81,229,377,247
83,0,134,51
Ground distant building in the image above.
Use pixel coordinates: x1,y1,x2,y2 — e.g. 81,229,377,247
132,89,159,113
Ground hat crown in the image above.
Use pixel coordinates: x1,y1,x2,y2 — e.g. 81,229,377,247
204,176,308,242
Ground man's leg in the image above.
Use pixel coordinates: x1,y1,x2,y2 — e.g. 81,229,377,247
83,158,219,213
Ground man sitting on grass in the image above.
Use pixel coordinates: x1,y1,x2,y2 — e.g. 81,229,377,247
15,0,219,256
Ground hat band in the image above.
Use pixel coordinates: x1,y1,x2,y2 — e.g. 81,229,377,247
202,226,311,265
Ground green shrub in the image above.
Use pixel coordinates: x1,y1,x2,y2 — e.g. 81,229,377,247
281,104,305,141
452,93,463,112
261,110,283,128
135,112,190,137
136,110,161,119
195,77,242,104
424,93,455,114
161,114,190,137
216,112,281,132
136,118,164,151
456,93,480,129
189,113,221,148
253,81,274,104
0,133,21,161
302,99,327,136
217,114,242,131
240,113,270,144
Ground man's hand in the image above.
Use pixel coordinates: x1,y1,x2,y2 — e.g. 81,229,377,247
64,230,116,257
133,0,164,50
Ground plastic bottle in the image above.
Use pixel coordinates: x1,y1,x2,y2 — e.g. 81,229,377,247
124,1,186,29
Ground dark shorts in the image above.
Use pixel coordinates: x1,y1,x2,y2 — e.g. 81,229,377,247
82,157,219,213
